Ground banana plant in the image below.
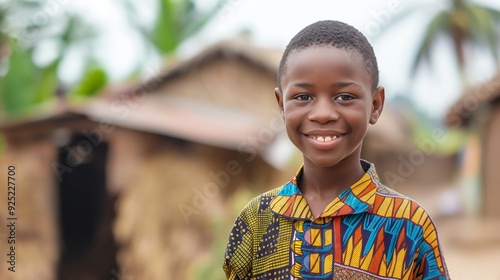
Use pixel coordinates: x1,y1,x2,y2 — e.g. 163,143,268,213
0,0,227,119
0,1,104,119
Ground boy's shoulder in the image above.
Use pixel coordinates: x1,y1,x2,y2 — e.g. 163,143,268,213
372,181,435,226
240,186,282,216
375,182,406,197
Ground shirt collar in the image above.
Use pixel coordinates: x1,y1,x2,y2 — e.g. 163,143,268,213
269,161,379,221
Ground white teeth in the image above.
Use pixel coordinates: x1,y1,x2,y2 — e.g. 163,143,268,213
313,135,338,142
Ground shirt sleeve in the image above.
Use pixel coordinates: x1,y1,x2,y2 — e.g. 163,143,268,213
413,215,451,280
223,214,254,280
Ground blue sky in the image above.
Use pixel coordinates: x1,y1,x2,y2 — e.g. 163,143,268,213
49,0,500,119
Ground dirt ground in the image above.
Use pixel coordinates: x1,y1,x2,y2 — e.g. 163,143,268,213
401,184,500,280
437,216,500,279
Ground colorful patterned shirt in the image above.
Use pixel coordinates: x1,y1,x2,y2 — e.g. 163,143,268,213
223,161,450,280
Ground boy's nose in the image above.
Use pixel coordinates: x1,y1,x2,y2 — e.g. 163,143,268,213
307,100,339,124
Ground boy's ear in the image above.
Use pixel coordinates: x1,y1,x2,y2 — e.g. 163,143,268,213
274,87,284,114
369,86,385,124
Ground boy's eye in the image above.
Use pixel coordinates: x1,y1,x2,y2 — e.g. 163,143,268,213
294,94,312,101
335,94,354,101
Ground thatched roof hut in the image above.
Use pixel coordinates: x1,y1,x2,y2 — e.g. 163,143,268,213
445,72,500,217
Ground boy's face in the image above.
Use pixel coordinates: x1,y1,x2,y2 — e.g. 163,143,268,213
275,46,384,169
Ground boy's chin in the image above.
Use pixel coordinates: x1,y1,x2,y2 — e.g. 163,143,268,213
304,156,343,169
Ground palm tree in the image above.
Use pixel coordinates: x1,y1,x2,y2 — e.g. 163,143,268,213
408,0,500,85
121,0,227,68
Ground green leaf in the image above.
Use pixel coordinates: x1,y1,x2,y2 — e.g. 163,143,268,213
32,62,58,104
69,68,107,99
152,0,180,55
0,49,38,118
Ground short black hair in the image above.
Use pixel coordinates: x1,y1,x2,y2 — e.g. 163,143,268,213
278,20,379,90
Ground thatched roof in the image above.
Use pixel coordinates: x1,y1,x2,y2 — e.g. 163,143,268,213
0,38,282,150
445,72,500,128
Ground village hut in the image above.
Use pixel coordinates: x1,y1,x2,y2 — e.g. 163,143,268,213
0,37,288,280
445,72,500,218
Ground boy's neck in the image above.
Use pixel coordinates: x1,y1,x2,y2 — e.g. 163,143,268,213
298,158,366,217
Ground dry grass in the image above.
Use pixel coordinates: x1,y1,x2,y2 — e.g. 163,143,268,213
114,148,223,279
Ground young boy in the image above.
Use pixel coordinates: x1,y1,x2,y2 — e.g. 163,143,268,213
223,20,450,280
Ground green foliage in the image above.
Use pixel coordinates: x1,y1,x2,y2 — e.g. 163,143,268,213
0,0,226,119
152,0,181,54
68,67,107,101
411,119,466,155
0,1,100,119
0,49,38,118
124,0,226,57
0,47,60,119
33,62,59,104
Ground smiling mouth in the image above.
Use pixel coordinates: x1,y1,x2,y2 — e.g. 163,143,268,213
304,134,346,143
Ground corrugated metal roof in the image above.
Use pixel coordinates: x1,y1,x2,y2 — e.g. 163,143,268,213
79,97,268,150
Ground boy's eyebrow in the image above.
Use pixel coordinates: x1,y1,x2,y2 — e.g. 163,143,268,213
333,81,361,88
291,81,361,88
